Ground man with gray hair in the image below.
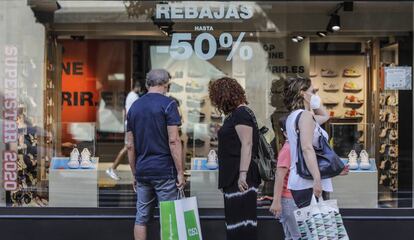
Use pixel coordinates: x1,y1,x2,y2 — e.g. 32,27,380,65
126,69,185,240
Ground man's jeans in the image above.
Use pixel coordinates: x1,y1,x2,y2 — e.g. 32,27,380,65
135,178,178,225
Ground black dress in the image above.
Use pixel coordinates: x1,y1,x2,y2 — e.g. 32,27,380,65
218,106,261,240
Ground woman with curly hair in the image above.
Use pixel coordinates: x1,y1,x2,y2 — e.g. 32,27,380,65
209,77,261,240
283,77,348,208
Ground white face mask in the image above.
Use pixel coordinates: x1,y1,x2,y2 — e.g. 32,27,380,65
309,94,321,110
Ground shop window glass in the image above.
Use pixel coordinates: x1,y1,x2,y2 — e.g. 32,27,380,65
0,0,413,209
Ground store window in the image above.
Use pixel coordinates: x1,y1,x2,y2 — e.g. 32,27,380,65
0,0,413,209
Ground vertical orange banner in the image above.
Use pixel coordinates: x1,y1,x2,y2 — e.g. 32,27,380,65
61,41,99,122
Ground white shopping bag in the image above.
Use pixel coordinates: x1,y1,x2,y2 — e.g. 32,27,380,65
322,199,350,240
159,191,203,240
294,195,328,240
319,199,339,240
294,204,315,240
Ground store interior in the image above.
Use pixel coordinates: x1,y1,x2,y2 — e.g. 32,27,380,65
12,1,413,209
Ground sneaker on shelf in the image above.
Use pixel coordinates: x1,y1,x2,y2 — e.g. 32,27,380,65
206,150,218,170
386,95,398,106
68,148,80,169
388,113,398,123
379,110,389,122
187,138,205,148
343,68,361,77
379,94,386,105
390,161,398,175
211,111,223,120
379,159,391,171
348,150,359,170
80,148,93,169
186,95,206,108
389,145,398,158
47,97,54,106
379,144,388,154
359,150,371,170
209,123,221,136
343,81,361,91
323,97,339,105
185,81,204,93
106,168,121,181
390,179,398,192
321,69,337,77
379,128,389,138
188,109,206,122
344,95,364,104
310,71,317,78
210,137,218,147
389,129,398,141
344,109,363,118
323,82,339,91
169,82,184,93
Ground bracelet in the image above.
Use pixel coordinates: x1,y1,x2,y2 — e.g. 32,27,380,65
239,170,248,172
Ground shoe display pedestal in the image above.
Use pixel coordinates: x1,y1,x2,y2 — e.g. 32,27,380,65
331,159,378,208
49,157,99,207
190,158,223,208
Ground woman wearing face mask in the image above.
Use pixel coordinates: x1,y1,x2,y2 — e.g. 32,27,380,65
283,77,348,208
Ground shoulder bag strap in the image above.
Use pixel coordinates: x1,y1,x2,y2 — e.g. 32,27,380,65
295,111,304,136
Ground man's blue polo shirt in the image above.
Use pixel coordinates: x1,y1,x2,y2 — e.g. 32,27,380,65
127,93,181,181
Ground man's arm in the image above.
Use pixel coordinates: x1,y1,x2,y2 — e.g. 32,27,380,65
126,131,136,177
167,125,185,188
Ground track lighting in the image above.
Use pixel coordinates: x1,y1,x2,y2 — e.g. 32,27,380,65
291,36,304,43
327,13,341,32
316,31,327,37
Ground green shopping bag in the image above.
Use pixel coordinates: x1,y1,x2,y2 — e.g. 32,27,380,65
160,192,202,240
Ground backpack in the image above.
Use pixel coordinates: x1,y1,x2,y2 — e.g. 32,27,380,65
244,107,276,181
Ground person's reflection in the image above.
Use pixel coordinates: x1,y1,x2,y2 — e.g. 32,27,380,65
105,80,140,180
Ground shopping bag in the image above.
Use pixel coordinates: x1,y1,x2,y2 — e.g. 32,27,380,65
319,199,339,240
294,195,328,240
322,199,350,240
160,191,203,240
294,204,316,240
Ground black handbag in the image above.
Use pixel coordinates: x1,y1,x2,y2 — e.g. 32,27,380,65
295,111,345,180
244,107,276,181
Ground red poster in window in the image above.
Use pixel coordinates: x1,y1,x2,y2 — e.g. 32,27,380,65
61,41,99,122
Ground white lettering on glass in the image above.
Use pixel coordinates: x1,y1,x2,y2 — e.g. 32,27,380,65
155,3,254,20
3,45,18,191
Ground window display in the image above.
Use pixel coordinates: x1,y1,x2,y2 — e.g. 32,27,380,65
0,1,413,211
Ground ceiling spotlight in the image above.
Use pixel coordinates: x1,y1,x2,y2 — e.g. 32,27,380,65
327,13,341,32
291,36,304,43
291,37,299,43
151,16,174,36
317,31,327,37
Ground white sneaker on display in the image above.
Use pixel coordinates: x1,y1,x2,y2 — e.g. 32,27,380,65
80,148,93,169
359,150,371,170
206,150,218,170
348,150,359,170
68,148,80,169
106,168,121,181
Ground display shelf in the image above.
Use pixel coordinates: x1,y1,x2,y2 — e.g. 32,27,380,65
344,102,364,107
343,88,362,92
341,158,377,172
49,157,99,207
323,102,339,106
330,117,363,123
